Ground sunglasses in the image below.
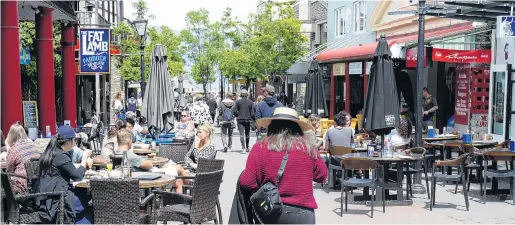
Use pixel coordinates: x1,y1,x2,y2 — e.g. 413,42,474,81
181,115,188,117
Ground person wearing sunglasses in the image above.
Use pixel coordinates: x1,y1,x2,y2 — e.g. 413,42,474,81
173,110,195,137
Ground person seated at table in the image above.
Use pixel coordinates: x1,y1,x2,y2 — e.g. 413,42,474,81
0,129,6,161
70,133,93,164
173,110,196,137
306,114,323,148
324,112,354,151
4,122,41,194
184,124,216,170
126,111,149,135
35,125,94,224
126,118,143,143
385,117,412,150
100,119,127,158
116,129,189,193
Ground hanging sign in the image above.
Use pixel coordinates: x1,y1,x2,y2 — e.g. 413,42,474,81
79,28,111,73
432,48,491,63
333,63,346,76
349,62,363,75
454,63,470,125
20,46,31,65
498,16,515,38
406,47,426,68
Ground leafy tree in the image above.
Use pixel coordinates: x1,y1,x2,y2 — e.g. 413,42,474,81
113,0,183,82
219,3,307,87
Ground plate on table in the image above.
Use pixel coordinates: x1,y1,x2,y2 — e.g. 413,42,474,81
136,174,162,180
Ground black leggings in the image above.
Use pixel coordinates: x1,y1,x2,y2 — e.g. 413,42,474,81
237,120,251,149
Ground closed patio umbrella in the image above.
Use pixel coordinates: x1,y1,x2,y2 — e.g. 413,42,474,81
142,44,175,132
305,60,328,117
362,35,400,147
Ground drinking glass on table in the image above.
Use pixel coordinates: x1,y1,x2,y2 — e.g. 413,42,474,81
106,158,113,171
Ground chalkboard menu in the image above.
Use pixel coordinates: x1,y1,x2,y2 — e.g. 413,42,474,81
22,101,38,128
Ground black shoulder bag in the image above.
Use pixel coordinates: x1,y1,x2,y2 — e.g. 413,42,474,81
249,149,290,223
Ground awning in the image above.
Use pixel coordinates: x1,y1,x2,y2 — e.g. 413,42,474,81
317,23,474,63
317,41,400,63
286,61,310,75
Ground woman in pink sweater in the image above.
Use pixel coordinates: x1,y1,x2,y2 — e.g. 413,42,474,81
240,107,328,224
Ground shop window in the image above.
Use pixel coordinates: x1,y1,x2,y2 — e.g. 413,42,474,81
353,0,366,33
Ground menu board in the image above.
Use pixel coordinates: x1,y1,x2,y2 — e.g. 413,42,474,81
454,64,470,125
22,101,38,128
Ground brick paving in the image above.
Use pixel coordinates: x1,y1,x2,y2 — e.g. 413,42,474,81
212,128,514,224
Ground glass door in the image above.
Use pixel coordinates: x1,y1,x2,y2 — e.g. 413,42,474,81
488,64,510,141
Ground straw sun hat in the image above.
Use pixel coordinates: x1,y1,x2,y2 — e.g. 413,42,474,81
256,107,314,131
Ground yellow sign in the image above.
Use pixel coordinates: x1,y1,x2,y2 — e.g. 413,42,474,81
333,63,346,76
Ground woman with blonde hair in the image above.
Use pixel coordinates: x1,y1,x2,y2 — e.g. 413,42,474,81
184,123,216,169
112,91,126,120
5,122,41,193
240,107,328,223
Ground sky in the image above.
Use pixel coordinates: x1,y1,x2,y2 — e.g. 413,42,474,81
123,0,259,31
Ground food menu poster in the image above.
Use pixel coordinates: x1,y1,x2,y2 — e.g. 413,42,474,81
23,101,38,128
454,63,470,125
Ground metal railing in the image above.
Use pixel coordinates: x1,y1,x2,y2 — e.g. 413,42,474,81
296,31,375,62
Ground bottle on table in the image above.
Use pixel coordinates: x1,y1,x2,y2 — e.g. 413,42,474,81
122,151,131,178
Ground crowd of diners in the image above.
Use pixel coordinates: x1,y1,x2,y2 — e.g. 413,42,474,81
0,114,217,223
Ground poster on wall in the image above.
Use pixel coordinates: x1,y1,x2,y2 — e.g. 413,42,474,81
79,28,111,73
454,63,470,125
470,114,488,136
495,37,515,64
498,16,515,38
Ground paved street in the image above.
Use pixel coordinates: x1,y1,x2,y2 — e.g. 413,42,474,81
212,128,514,224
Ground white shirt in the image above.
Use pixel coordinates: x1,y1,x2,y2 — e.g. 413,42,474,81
114,100,124,111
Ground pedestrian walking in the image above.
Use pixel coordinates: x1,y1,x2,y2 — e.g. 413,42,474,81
278,90,291,107
206,94,218,124
251,95,264,138
254,85,284,140
239,107,328,224
219,93,235,152
112,91,126,120
233,89,254,153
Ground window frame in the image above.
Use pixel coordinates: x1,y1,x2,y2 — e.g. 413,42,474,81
334,7,346,38
353,0,367,34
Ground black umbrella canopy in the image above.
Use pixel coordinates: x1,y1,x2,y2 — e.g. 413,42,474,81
362,35,400,135
304,60,328,117
142,44,175,131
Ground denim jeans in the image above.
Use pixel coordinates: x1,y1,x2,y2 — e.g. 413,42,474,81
73,189,92,224
261,204,316,224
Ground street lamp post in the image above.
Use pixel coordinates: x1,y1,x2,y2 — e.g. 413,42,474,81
132,16,148,98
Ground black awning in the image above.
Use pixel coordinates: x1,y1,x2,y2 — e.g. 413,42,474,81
426,1,513,24
45,1,76,21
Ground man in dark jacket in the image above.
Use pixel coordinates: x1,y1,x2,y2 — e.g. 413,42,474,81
206,95,218,125
218,93,235,152
233,89,254,153
277,91,290,107
255,85,284,140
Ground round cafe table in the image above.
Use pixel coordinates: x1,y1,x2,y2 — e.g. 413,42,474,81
92,155,169,167
133,148,158,154
75,172,176,189
423,135,459,142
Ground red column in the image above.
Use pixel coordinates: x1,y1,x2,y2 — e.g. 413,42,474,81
256,80,262,97
62,23,76,127
1,1,23,133
345,62,351,114
36,7,56,134
329,65,335,119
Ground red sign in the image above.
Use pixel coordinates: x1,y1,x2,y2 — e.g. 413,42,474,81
406,47,426,68
432,48,491,63
454,63,470,125
74,40,121,55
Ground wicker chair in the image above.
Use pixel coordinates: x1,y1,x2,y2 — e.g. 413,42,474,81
481,151,515,205
1,173,65,224
178,158,225,224
430,153,470,211
328,146,356,188
23,157,40,192
152,170,224,224
90,178,153,224
159,142,190,164
340,158,384,218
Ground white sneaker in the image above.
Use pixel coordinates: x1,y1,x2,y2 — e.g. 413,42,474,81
240,149,247,154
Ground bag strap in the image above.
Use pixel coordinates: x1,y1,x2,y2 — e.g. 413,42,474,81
276,149,290,185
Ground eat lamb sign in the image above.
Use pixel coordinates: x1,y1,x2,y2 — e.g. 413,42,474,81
79,28,111,74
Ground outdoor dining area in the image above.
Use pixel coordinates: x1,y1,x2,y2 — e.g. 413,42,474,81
314,35,515,218
1,131,226,224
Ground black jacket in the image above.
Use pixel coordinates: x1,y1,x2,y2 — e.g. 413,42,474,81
233,97,254,121
228,172,258,224
35,148,86,223
206,98,218,114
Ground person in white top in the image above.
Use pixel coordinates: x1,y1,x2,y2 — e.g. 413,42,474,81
386,117,412,150
112,91,125,119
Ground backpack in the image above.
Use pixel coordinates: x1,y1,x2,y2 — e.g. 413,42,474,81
128,98,137,112
223,107,234,121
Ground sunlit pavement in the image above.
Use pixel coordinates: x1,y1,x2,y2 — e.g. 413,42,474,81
212,128,514,224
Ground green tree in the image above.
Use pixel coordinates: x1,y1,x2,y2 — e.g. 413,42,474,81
219,3,307,87
113,0,183,82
